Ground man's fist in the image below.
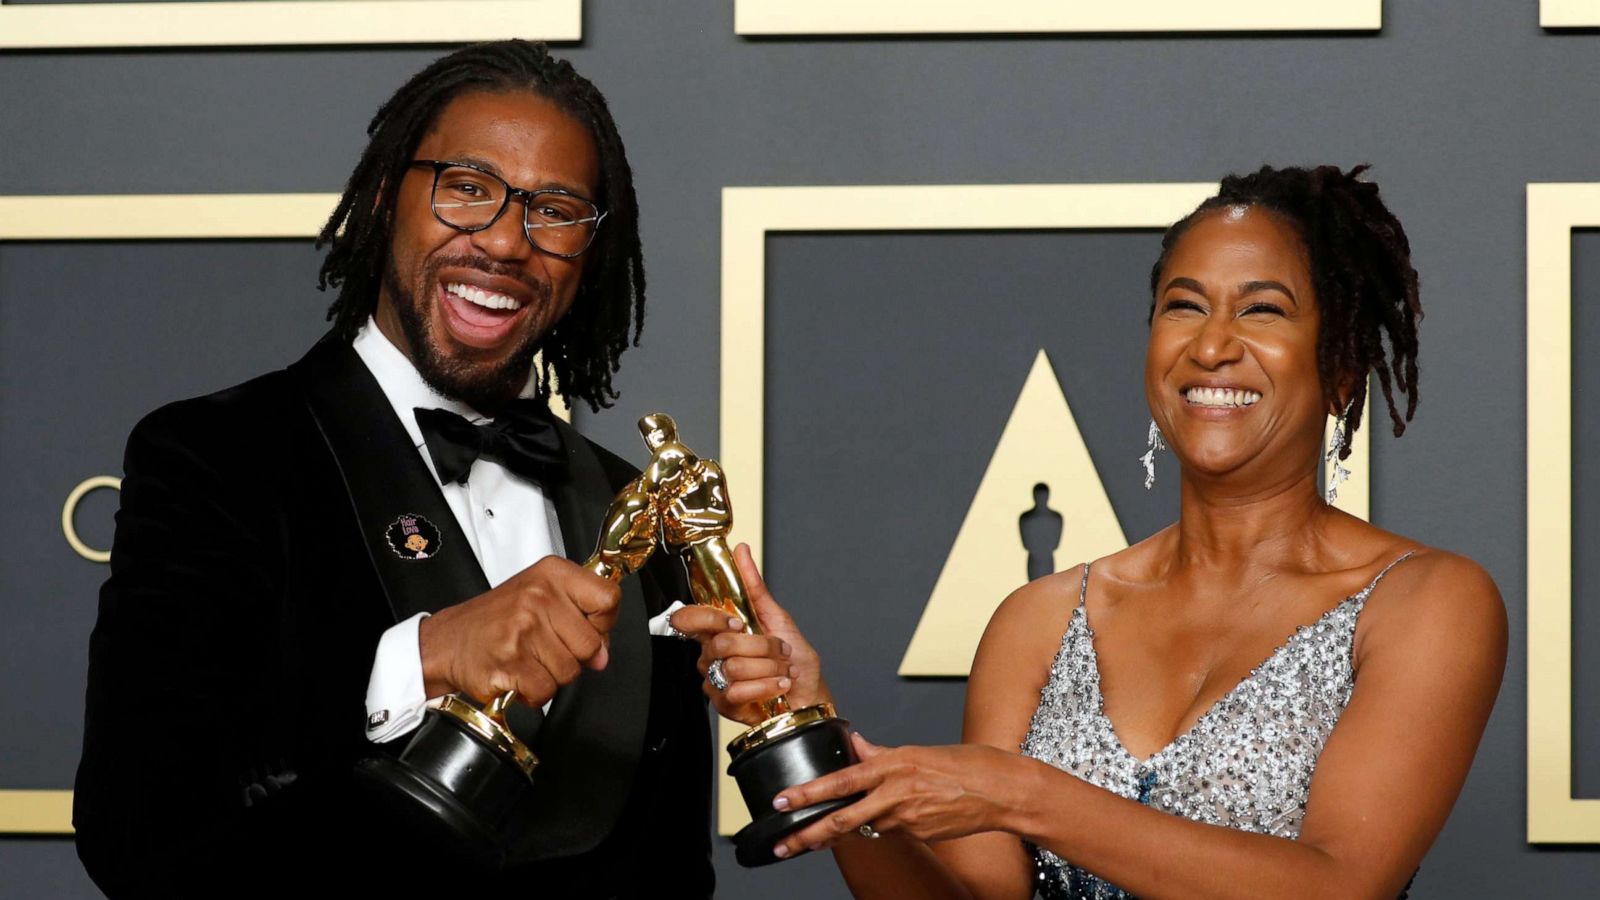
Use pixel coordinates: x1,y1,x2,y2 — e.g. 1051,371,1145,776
418,555,621,708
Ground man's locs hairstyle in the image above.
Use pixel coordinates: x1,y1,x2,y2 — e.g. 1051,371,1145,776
1148,164,1422,460
315,40,646,411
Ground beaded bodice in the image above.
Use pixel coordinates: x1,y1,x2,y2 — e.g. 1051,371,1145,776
1020,554,1413,899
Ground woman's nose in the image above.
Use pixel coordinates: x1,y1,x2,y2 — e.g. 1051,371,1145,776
1190,314,1244,368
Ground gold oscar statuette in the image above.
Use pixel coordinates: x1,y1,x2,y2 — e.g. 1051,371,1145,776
356,412,853,868
354,457,667,868
637,414,861,868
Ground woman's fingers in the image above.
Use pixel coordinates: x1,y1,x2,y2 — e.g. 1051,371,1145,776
718,655,792,682
734,543,798,633
669,605,742,639
704,630,788,663
669,603,793,668
850,731,884,760
732,542,769,600
770,741,896,856
719,675,792,707
774,787,899,859
774,757,881,814
694,633,788,678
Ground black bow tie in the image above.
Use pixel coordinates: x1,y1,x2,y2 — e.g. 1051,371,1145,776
414,400,566,487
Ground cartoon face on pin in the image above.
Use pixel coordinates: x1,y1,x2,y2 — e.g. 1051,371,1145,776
385,514,441,560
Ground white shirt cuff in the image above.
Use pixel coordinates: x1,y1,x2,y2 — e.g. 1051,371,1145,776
364,612,430,743
647,600,688,637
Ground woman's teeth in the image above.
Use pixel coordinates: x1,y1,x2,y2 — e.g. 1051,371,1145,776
1185,387,1262,408
445,282,522,311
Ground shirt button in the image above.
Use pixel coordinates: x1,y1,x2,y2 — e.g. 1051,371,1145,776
485,508,495,518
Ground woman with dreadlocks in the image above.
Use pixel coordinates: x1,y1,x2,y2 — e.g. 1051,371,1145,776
685,165,1506,899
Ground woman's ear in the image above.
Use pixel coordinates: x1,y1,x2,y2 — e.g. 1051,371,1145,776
1329,370,1362,415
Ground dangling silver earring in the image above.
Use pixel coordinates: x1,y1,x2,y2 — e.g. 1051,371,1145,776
1139,419,1165,490
1325,401,1353,504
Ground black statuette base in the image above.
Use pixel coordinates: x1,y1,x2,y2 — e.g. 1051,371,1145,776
729,715,862,868
354,707,532,869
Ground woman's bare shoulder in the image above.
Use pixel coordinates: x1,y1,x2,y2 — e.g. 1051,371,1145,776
973,528,1178,694
964,569,1087,747
1365,544,1501,616
1067,525,1179,587
980,566,1083,660
1354,543,1507,670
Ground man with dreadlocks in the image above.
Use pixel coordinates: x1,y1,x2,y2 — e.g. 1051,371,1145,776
74,41,714,897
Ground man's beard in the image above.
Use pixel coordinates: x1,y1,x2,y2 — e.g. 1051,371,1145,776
384,253,552,412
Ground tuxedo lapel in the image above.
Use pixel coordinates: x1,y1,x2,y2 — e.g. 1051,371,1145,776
289,336,490,621
291,335,651,862
511,416,652,861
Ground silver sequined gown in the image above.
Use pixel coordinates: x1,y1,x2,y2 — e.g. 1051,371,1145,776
1020,554,1415,899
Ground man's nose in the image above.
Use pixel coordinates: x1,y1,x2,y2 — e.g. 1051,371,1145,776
469,202,537,262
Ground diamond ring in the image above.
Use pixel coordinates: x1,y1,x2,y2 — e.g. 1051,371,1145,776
706,658,730,691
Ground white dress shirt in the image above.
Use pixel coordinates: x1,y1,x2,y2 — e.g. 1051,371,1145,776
353,319,682,743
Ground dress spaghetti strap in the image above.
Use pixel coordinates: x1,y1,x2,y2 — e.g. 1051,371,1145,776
1355,550,1418,604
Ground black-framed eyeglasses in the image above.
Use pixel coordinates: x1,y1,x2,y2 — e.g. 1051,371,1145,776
408,159,607,259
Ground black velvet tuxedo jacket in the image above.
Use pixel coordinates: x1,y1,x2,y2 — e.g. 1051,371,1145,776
74,336,714,898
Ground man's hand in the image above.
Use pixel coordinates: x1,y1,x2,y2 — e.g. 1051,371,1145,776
418,555,621,708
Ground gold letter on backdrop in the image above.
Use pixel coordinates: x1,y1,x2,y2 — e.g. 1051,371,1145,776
1525,183,1600,843
1542,0,1600,28
62,476,121,564
0,1,581,50
899,350,1128,676
734,0,1381,35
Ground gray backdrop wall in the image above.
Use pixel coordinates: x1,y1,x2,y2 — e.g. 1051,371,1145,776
2,1,1599,896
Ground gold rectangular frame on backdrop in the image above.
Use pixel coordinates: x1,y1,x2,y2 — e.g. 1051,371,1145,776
0,191,588,833
0,1,581,50
718,182,1371,833
1542,0,1600,27
1526,183,1600,843
734,0,1380,35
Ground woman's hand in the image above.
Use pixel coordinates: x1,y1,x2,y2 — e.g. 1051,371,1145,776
770,733,1033,859
669,543,833,724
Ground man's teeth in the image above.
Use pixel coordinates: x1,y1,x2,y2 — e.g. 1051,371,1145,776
445,283,522,311
1185,387,1262,408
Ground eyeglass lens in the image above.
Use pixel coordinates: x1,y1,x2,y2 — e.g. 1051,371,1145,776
430,165,600,256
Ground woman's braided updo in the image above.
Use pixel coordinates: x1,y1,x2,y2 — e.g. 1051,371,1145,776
1150,165,1422,459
